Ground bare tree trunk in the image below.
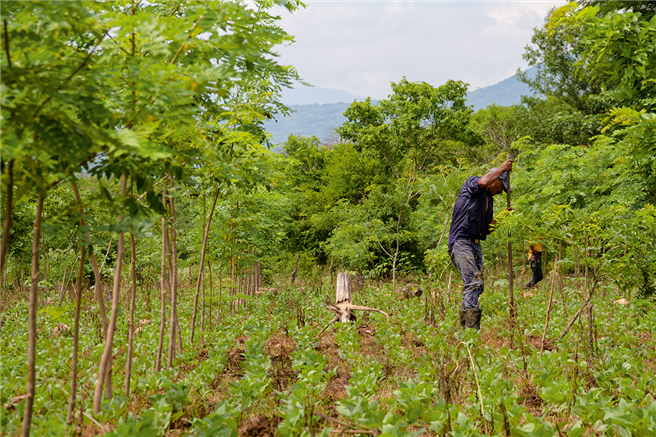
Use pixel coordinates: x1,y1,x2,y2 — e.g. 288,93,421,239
217,256,223,324
190,184,220,344
208,259,213,330
21,252,25,296
99,235,113,277
20,192,44,437
168,178,180,368
246,269,251,297
540,256,558,358
90,255,108,333
67,181,94,423
93,175,127,415
58,252,78,306
319,271,389,335
71,181,111,391
41,235,46,284
201,269,205,333
0,159,14,295
124,234,137,396
329,255,334,288
155,203,168,372
230,252,234,314
290,254,300,284
66,245,86,423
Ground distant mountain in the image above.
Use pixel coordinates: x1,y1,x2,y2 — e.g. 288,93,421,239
264,68,538,144
264,102,350,144
280,86,364,106
467,67,537,111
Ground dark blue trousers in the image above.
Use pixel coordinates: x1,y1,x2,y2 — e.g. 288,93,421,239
448,239,484,310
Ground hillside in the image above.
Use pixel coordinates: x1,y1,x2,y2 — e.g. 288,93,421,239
264,68,537,144
265,102,351,144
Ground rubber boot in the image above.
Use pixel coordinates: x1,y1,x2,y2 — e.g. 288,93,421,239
464,308,482,331
459,310,466,327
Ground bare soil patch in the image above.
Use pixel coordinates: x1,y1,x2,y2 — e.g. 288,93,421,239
526,334,556,352
519,380,544,411
225,346,246,377
265,333,297,391
238,414,276,437
315,332,352,401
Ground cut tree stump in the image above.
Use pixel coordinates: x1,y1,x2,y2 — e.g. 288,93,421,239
318,271,390,336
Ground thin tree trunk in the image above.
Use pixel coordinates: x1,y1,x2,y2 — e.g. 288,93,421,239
21,252,25,295
55,253,79,306
70,181,111,391
90,256,108,333
246,269,251,297
175,311,182,353
20,192,44,437
155,181,168,372
230,252,234,314
66,245,86,423
446,271,453,308
0,159,15,295
14,256,19,293
190,184,220,344
208,259,213,330
290,254,300,284
329,255,334,288
217,256,224,323
124,234,137,396
168,178,179,368
58,252,77,306
42,235,48,283
540,256,558,358
201,269,205,333
66,180,95,423
201,194,207,333
99,235,113,277
93,175,127,415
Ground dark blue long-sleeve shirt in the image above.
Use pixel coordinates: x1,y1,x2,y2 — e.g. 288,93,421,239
448,176,494,248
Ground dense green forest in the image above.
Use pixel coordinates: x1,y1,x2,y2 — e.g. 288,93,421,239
1,1,655,436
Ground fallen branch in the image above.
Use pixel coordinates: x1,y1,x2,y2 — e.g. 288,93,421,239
558,298,591,341
314,411,380,435
82,411,105,431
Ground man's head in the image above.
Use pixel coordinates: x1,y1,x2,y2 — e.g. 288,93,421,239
487,169,510,196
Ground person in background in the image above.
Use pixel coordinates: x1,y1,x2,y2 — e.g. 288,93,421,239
525,243,543,289
447,160,514,331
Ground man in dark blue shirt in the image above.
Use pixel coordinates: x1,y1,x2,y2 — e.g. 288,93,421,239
448,160,513,330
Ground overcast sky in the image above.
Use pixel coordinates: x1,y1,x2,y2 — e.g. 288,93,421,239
270,1,565,99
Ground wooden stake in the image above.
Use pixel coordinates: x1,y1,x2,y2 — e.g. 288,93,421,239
506,156,515,319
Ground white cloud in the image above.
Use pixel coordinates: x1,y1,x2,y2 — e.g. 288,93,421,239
272,1,564,99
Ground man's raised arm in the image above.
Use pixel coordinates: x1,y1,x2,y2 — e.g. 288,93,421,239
478,160,513,189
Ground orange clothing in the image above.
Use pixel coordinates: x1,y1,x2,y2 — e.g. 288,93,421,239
528,243,542,260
